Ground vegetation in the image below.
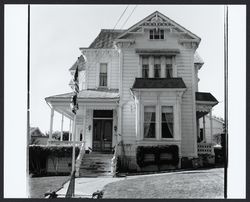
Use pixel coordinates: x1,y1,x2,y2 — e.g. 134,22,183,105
29,145,79,176
136,145,179,167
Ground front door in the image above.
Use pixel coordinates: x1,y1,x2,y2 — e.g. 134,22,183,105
93,119,112,152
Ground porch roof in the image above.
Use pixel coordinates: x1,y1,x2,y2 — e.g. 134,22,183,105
131,78,186,89
45,88,119,101
195,92,218,103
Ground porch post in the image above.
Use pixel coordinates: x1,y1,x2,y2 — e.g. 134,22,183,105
60,114,64,141
117,105,122,142
209,110,213,144
149,56,154,78
69,119,72,141
49,108,54,141
203,116,206,142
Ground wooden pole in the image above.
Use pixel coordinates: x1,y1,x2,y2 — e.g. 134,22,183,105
27,4,30,197
224,5,228,199
71,115,77,175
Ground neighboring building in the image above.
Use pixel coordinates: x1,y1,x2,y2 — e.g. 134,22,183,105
29,127,48,145
199,115,224,145
45,11,219,170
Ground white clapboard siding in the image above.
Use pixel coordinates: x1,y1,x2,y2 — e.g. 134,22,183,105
176,49,196,156
84,50,119,89
121,49,139,143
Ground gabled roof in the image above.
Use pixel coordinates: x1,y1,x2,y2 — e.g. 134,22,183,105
88,29,125,49
69,55,86,71
132,78,186,89
117,11,201,42
196,92,218,103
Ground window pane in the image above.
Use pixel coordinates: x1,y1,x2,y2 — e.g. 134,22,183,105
100,63,107,86
142,65,149,78
166,64,173,78
144,106,156,138
100,63,107,73
144,123,156,138
161,106,173,138
154,64,161,78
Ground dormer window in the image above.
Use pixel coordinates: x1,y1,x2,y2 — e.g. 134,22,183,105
149,29,164,40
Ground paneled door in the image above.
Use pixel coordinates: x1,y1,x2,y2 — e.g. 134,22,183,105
93,119,112,152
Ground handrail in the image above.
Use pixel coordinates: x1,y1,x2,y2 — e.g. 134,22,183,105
111,143,119,176
75,142,86,177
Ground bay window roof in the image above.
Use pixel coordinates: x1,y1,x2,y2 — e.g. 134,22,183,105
132,78,186,89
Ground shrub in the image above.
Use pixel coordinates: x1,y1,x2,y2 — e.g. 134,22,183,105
136,145,179,167
29,145,80,175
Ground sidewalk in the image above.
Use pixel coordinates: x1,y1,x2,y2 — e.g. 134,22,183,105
56,176,124,198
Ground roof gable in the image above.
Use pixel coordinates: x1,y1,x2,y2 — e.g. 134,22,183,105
117,11,201,42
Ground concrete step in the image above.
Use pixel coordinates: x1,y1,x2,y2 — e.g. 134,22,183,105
78,152,114,177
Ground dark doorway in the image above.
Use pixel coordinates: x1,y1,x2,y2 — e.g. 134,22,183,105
93,119,112,152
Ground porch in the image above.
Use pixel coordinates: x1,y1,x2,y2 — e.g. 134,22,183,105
196,92,219,155
45,89,120,152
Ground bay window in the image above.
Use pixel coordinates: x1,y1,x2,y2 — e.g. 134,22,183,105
161,106,174,138
141,55,174,78
144,106,156,138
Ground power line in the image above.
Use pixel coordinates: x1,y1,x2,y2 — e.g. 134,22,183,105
112,5,129,31
120,5,137,29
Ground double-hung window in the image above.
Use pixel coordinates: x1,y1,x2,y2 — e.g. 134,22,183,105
142,57,149,78
154,57,161,78
161,106,174,138
99,63,107,87
166,57,173,78
144,106,156,138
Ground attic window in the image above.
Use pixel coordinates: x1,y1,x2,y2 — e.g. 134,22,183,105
149,29,164,40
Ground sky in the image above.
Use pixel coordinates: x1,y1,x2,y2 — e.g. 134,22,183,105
30,5,225,133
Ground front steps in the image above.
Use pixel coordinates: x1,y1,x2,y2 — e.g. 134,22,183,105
79,152,114,177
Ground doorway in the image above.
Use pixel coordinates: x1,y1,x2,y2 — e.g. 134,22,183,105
92,110,113,152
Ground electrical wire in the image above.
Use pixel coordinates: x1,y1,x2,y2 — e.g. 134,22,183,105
120,5,137,29
112,5,129,31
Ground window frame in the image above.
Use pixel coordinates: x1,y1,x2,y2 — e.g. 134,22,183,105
99,63,108,88
161,106,174,139
149,29,164,40
143,105,157,139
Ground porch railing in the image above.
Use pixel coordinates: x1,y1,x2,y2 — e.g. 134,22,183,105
48,140,84,147
197,142,215,155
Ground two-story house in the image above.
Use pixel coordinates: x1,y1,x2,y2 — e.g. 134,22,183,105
45,11,218,171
